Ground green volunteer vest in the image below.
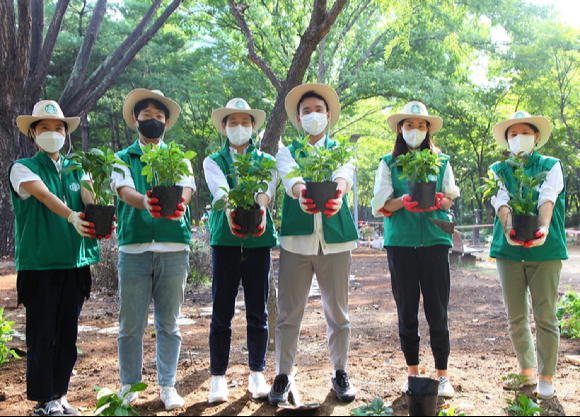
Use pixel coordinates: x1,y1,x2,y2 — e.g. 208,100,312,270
279,136,359,244
381,153,454,248
489,152,568,262
116,141,191,246
208,140,278,248
9,152,101,272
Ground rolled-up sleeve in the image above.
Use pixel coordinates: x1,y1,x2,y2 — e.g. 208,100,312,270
332,161,355,193
371,159,394,217
203,157,229,206
538,163,564,207
490,170,511,213
442,163,460,199
111,157,136,192
10,163,42,199
255,167,278,204
276,146,304,199
177,159,196,192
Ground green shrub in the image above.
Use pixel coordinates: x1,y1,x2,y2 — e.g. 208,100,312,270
351,398,393,416
188,238,212,286
0,308,21,364
395,148,442,183
557,287,580,339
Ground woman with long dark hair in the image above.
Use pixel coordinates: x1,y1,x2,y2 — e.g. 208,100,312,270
371,101,460,398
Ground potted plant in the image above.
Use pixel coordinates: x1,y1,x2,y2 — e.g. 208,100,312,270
285,135,355,212
213,153,277,235
140,142,196,216
395,149,442,209
62,147,129,236
478,155,549,242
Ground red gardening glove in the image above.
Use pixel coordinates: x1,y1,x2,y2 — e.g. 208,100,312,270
144,191,162,218
92,216,117,240
253,206,267,237
299,188,319,214
78,212,96,236
507,228,526,246
523,226,549,248
166,197,186,221
226,208,245,238
324,190,343,218
379,208,393,217
402,195,427,213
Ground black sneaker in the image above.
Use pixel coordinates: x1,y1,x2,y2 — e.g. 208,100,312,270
56,397,81,416
332,370,357,402
268,374,291,406
33,400,64,416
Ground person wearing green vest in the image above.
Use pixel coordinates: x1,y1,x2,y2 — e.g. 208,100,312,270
110,89,196,411
488,111,568,400
269,84,358,405
371,101,460,399
9,101,104,416
202,98,278,404
201,204,212,235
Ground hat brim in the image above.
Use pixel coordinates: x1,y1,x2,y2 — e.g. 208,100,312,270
17,115,81,136
493,116,551,149
285,84,341,132
211,108,266,133
123,89,181,131
386,114,443,134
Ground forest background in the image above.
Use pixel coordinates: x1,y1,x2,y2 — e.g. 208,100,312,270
1,0,579,257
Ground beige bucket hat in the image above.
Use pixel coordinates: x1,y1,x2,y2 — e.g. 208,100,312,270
493,111,551,149
211,98,266,133
123,89,181,131
17,101,80,135
387,101,443,134
285,83,341,131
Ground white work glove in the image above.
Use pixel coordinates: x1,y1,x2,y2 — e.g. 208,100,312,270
226,208,244,238
68,212,94,238
527,226,549,248
253,206,267,237
299,188,319,214
504,227,524,246
143,191,162,218
323,189,344,218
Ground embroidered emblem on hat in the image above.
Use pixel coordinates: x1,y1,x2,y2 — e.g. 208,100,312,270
45,104,58,115
235,100,247,109
411,104,421,115
514,112,526,119
69,183,81,192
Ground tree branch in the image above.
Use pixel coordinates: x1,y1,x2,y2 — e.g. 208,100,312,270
28,0,44,77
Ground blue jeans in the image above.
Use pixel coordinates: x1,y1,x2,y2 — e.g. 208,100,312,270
210,246,270,376
117,251,188,387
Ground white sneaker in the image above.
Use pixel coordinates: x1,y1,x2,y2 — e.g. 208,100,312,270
401,375,419,394
119,384,139,407
438,376,455,398
208,376,229,404
249,372,270,399
160,386,185,411
536,379,555,400
56,397,81,416
33,399,64,416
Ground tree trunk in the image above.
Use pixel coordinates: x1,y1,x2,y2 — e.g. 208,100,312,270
109,112,115,151
81,114,89,151
267,260,278,352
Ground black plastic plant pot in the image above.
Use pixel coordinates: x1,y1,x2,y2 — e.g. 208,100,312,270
512,214,539,243
234,204,262,236
151,185,184,217
84,204,116,236
406,377,440,416
407,181,438,209
305,181,338,213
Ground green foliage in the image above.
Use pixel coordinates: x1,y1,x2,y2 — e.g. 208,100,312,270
350,398,394,416
439,407,466,416
62,147,130,206
140,142,196,187
503,373,530,393
285,135,355,183
557,287,580,339
94,383,147,416
395,149,442,184
0,308,21,364
213,153,277,211
505,395,544,417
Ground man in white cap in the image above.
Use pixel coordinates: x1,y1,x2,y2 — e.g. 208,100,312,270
110,89,196,411
489,111,567,400
270,84,358,404
9,101,103,416
203,98,278,404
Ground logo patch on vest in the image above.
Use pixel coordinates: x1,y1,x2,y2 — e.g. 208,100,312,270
69,183,81,192
411,105,421,115
45,104,58,115
235,100,247,109
428,174,438,182
514,112,527,119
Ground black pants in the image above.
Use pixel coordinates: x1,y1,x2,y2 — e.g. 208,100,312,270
18,267,91,402
386,245,451,370
210,246,270,376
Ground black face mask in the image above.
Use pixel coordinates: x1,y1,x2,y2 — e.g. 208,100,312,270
138,118,166,140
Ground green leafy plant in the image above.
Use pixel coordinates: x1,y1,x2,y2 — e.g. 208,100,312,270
395,148,442,183
0,308,21,364
213,153,277,211
351,398,394,416
557,287,580,339
439,407,466,416
477,156,548,215
62,147,130,206
94,383,147,416
140,142,196,187
285,134,355,183
505,395,544,416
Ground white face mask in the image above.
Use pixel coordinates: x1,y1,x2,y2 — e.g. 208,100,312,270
402,128,427,149
36,131,66,153
226,125,253,146
509,135,536,157
300,112,329,136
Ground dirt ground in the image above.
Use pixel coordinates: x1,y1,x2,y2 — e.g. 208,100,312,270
0,246,579,416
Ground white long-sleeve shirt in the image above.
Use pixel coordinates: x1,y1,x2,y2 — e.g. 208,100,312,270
276,137,357,256
203,146,277,208
111,142,196,254
491,162,564,212
371,158,461,217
